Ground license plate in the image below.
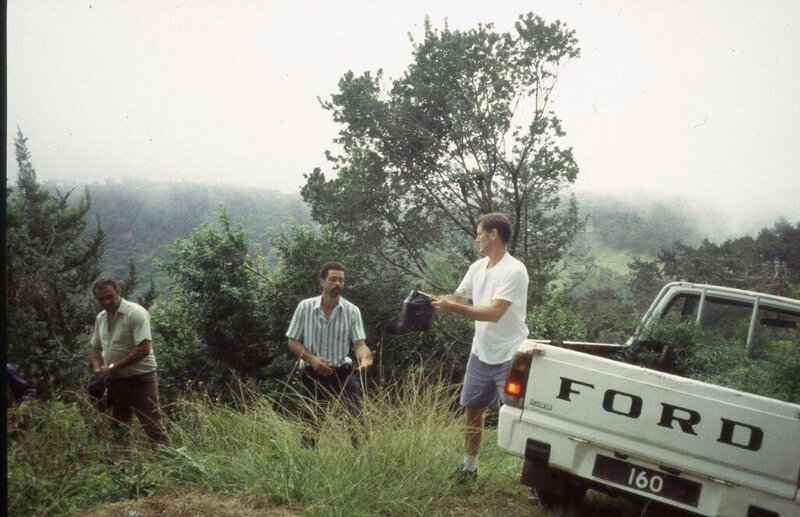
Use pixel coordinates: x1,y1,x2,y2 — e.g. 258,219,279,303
591,454,701,507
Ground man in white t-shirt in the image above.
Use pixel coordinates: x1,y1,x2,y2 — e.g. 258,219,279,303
432,213,529,480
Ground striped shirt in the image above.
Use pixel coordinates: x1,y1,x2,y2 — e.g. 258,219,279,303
286,295,366,367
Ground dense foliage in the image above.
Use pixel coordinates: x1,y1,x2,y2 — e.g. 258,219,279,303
620,318,800,404
5,130,104,397
153,208,285,403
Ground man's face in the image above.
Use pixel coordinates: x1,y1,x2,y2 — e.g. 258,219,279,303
320,269,346,299
93,284,121,313
475,223,494,255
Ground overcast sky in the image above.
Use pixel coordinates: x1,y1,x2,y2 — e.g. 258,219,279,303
7,0,800,232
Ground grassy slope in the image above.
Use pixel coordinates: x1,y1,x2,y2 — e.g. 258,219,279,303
6,377,646,517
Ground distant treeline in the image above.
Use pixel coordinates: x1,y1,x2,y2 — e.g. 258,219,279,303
10,139,799,406
53,179,720,284
72,179,312,281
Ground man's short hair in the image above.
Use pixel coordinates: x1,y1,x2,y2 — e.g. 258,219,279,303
477,213,512,243
92,276,121,294
319,262,346,280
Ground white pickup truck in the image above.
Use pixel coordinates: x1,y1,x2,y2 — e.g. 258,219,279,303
497,282,800,516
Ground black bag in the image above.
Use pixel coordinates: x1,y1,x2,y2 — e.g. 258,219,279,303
87,378,114,412
398,290,434,332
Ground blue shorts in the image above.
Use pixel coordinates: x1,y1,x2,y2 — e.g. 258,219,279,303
459,353,512,409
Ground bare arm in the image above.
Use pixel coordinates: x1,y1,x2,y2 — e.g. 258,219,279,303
288,338,333,376
432,297,512,323
440,294,469,305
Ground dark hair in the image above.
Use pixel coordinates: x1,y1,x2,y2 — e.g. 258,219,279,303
319,262,346,280
92,276,121,294
477,213,512,243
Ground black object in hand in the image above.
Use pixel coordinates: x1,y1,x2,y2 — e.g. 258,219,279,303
398,290,434,332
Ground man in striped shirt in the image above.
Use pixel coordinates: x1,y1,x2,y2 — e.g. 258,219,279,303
287,262,375,418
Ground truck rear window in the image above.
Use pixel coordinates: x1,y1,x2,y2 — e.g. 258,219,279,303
643,294,800,403
699,297,753,344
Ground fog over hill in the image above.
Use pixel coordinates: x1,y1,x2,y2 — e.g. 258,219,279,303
34,177,791,286
576,190,727,247
574,188,794,245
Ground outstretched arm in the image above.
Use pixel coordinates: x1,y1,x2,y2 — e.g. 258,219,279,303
432,297,511,323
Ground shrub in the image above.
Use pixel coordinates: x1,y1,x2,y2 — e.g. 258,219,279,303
527,292,586,340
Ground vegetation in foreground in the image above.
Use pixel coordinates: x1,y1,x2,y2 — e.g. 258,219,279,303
8,374,651,517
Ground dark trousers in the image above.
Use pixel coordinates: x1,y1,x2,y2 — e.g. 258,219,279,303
301,363,363,415
299,363,364,447
111,371,171,446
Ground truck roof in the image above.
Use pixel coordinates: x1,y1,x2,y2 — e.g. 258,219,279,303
660,281,800,308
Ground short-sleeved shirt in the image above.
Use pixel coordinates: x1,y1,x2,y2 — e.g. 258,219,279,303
90,298,157,377
455,252,529,364
286,295,366,367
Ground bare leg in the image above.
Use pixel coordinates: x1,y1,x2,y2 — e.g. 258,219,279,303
465,405,486,456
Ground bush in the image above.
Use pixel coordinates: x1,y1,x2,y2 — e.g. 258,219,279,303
526,292,585,340
621,318,800,404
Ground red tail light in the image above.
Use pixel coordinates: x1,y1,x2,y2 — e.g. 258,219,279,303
506,380,523,397
503,352,532,408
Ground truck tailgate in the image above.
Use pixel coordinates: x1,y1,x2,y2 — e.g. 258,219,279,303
518,342,800,499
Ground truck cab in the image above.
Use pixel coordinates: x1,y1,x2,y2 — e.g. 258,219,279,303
630,282,800,361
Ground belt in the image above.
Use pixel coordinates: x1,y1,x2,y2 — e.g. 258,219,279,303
304,362,353,378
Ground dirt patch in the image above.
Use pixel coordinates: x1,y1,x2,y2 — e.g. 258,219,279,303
77,485,300,517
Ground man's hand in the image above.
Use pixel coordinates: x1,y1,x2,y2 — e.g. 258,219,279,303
431,297,454,314
94,364,113,379
353,341,375,371
357,350,377,371
308,355,333,376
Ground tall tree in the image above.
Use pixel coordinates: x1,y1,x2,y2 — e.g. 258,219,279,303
6,130,104,396
302,13,583,303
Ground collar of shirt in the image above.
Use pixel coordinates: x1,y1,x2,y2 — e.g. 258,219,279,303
104,297,133,318
311,295,344,320
117,298,134,315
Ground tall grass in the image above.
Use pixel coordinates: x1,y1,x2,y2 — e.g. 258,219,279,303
7,396,167,515
7,372,543,516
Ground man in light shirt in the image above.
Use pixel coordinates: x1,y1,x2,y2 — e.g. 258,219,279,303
432,213,529,480
90,276,170,446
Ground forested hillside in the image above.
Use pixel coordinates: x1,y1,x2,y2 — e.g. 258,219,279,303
576,191,710,258
73,179,312,281
60,181,715,289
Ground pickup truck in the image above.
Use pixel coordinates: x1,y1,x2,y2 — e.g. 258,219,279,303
497,282,800,516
